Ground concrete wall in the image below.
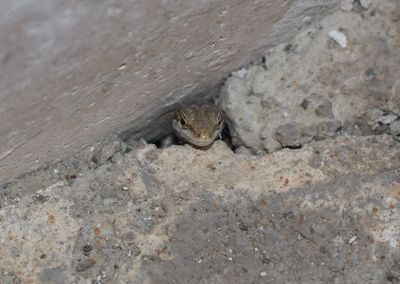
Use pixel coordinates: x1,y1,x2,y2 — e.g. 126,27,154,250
0,0,338,182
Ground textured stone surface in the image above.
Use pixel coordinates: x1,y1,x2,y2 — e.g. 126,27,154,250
219,0,399,153
1,0,399,282
1,135,400,283
0,0,339,182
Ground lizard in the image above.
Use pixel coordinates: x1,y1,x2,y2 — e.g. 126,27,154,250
172,103,224,148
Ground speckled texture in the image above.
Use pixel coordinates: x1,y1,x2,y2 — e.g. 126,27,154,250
219,0,399,153
1,1,400,282
1,135,400,283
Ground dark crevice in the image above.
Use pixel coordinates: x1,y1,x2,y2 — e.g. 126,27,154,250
281,144,303,150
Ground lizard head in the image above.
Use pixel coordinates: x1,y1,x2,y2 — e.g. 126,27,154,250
173,104,224,147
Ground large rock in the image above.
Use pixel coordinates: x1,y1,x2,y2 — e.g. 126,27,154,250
219,1,400,153
1,135,399,282
0,0,340,182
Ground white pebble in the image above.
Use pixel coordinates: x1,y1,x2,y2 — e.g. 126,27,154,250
232,68,248,78
328,30,348,48
260,271,267,277
118,63,127,70
378,114,398,125
349,236,357,244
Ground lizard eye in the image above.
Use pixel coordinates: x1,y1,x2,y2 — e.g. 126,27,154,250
215,112,223,126
177,112,190,128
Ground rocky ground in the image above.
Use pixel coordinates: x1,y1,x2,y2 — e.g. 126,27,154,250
1,0,400,283
218,0,399,154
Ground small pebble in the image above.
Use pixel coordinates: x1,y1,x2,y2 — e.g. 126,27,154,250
302,16,312,25
358,0,372,9
378,114,398,125
118,63,127,70
341,0,354,11
232,68,248,78
390,120,400,136
349,236,357,244
260,271,267,277
328,30,348,48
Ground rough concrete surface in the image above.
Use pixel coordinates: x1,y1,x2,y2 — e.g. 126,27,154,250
219,0,400,154
1,0,400,283
0,0,339,182
1,135,400,283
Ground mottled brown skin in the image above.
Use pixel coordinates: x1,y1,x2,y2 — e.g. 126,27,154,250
173,104,224,147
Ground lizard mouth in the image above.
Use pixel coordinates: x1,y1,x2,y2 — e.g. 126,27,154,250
172,119,222,147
